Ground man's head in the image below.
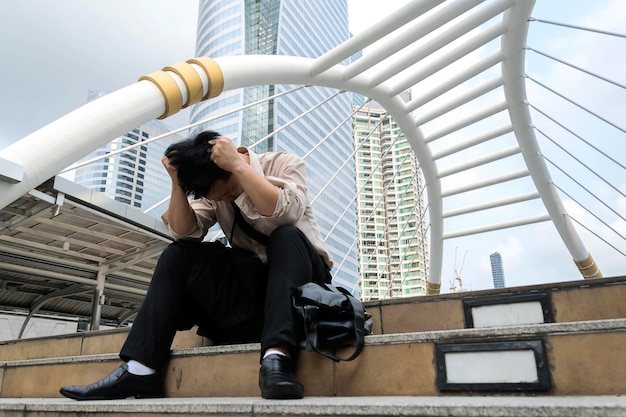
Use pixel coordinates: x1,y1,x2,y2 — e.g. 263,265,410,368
164,130,232,199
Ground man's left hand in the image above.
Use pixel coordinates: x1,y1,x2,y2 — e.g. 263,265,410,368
209,137,245,172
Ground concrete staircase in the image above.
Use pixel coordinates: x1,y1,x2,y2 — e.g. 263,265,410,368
1,276,625,416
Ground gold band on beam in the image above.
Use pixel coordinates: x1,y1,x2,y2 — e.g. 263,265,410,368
139,57,223,119
575,254,603,279
138,71,183,120
187,57,224,99
162,62,204,108
426,281,441,295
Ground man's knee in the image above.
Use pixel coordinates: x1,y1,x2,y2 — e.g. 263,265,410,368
267,225,317,264
159,241,186,262
158,240,208,269
268,224,301,244
267,225,311,255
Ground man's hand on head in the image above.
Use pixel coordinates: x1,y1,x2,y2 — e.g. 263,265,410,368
161,154,179,183
208,137,246,173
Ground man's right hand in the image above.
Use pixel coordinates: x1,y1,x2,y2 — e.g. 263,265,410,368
162,153,196,235
162,154,179,184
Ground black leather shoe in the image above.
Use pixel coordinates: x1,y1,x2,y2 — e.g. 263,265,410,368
59,363,164,401
259,354,304,399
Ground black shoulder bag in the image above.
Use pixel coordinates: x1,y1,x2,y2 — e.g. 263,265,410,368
231,202,372,361
293,282,373,362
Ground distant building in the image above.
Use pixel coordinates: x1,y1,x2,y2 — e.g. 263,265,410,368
353,98,429,301
490,252,506,288
72,91,180,218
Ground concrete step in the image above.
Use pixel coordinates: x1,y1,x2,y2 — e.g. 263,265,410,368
2,276,625,362
1,395,625,417
0,326,208,362
1,318,624,399
368,275,626,334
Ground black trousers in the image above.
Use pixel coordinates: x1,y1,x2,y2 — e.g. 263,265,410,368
119,225,329,370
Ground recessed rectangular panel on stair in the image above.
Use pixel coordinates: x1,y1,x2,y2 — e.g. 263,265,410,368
463,293,554,328
436,340,551,392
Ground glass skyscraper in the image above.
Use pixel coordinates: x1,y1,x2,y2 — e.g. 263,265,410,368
490,252,506,288
191,0,359,291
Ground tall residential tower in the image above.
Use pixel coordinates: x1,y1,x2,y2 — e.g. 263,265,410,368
353,99,430,300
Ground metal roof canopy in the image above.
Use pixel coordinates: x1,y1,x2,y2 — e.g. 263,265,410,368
0,176,172,337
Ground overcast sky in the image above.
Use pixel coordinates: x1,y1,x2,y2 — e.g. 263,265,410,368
0,1,624,292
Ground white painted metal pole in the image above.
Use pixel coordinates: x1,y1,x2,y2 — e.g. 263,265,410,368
311,0,446,75
0,82,166,210
501,0,601,278
0,58,222,211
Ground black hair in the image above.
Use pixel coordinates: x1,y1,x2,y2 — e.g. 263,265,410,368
164,130,232,198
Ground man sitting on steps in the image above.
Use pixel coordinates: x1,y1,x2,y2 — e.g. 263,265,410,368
59,130,333,400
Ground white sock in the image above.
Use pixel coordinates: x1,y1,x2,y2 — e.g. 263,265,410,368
263,349,287,359
126,360,156,376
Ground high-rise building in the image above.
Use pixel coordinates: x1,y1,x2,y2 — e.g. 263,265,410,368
191,0,359,292
353,99,429,301
490,252,506,288
72,91,180,218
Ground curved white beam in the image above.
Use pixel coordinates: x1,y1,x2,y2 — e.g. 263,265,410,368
0,82,165,209
213,55,445,293
0,58,223,211
501,0,601,278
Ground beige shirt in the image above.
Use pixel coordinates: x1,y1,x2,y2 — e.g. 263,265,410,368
166,147,333,269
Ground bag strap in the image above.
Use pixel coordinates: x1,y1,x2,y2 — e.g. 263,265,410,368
231,202,269,245
302,284,367,362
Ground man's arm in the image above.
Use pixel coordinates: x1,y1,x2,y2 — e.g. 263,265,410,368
230,161,278,216
161,154,198,236
209,137,279,216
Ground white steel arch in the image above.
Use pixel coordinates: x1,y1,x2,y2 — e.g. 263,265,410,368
500,1,597,277
0,0,603,295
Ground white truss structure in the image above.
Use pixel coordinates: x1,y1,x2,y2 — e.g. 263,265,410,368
1,0,619,299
